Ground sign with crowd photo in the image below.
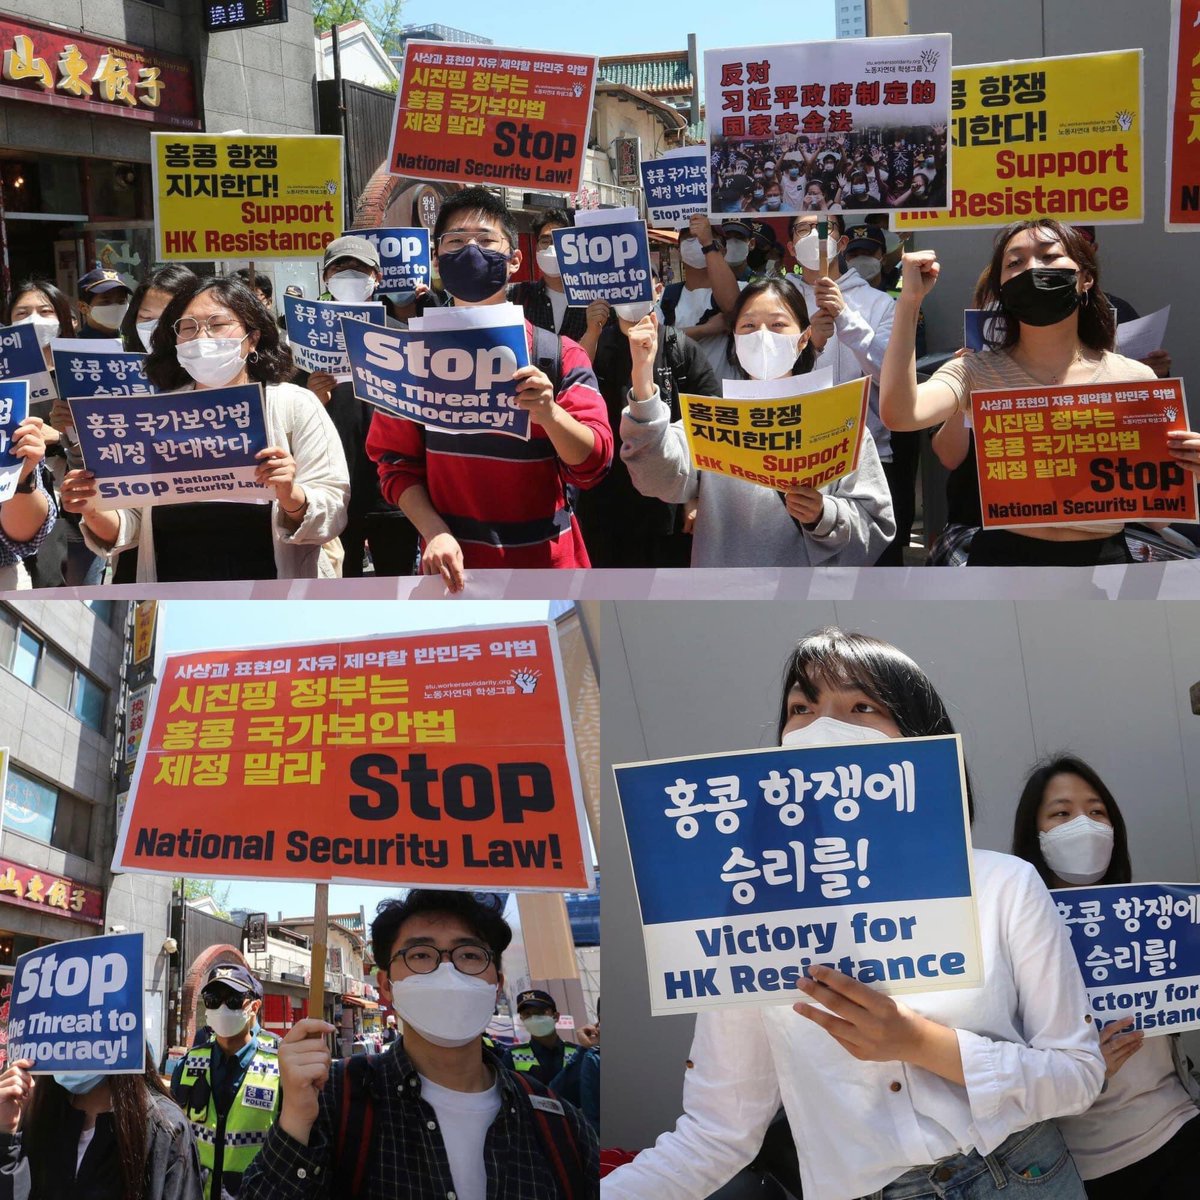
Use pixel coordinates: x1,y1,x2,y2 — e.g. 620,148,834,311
0,323,54,407
389,42,598,193
642,145,710,229
0,381,29,504
1052,884,1200,1035
681,371,869,494
897,50,1144,231
112,624,592,891
151,133,344,260
615,735,980,1015
971,378,1197,530
69,384,271,511
6,932,144,1074
1166,1,1200,231
284,296,385,381
341,305,532,439
705,34,952,217
345,227,433,295
551,207,654,306
51,343,155,399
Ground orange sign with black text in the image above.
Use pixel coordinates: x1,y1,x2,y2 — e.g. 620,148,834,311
1166,1,1200,231
113,625,592,891
972,378,1197,529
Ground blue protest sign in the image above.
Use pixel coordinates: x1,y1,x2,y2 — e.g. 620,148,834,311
7,932,144,1074
285,295,385,379
342,313,532,439
963,309,1006,352
69,383,270,511
52,347,155,399
552,216,654,306
1052,883,1200,1035
0,381,30,503
0,323,55,406
615,735,981,1014
346,227,433,295
641,148,710,229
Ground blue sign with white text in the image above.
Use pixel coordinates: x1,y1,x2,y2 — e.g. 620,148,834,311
963,309,1006,352
1052,882,1200,1035
615,735,981,1013
284,295,385,377
342,316,531,439
0,381,30,503
641,150,710,229
69,384,270,511
346,227,432,296
7,932,145,1074
52,348,155,399
552,219,654,306
0,324,54,405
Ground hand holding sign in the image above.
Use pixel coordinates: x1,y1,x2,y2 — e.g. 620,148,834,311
422,531,466,594
512,366,557,427
1166,428,1200,479
814,277,845,321
276,1018,336,1145
10,417,48,483
254,447,302,508
1098,1016,1143,1078
0,1061,34,1133
783,486,824,527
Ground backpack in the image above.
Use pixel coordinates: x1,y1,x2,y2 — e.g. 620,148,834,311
531,323,563,396
332,1052,588,1200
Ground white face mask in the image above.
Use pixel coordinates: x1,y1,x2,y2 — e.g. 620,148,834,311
847,255,882,283
535,246,561,278
1039,815,1114,885
734,327,803,380
327,270,375,302
781,715,896,749
206,1002,253,1039
724,240,750,266
793,231,840,272
390,961,497,1048
176,336,250,388
136,319,159,350
614,300,655,323
89,300,128,330
18,314,60,347
521,1014,557,1037
679,239,709,270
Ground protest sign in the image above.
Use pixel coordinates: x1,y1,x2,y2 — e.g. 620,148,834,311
1052,883,1200,1035
346,227,432,295
389,42,597,193
112,623,592,891
6,932,144,1074
897,50,1143,230
681,372,868,493
52,343,154,399
1115,306,1170,363
342,305,531,439
642,146,710,230
705,35,952,217
0,323,54,407
1166,1,1200,231
0,381,29,504
152,133,344,260
615,734,979,1015
284,296,385,380
963,310,1006,353
69,384,270,511
971,378,1197,529
551,207,653,306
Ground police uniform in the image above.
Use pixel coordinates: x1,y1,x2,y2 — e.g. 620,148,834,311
508,988,581,1088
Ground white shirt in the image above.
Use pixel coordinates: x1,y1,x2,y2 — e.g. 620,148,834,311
76,1125,95,1174
1056,1032,1197,1179
418,1073,502,1200
602,849,1105,1200
547,286,569,334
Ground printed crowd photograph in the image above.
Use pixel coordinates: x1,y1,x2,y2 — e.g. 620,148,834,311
600,599,1200,1200
0,598,600,1198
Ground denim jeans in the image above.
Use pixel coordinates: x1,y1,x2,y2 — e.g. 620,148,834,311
860,1122,1085,1199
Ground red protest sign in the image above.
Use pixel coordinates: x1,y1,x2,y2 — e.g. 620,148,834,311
1166,1,1200,231
972,378,1197,529
389,42,597,192
113,624,592,891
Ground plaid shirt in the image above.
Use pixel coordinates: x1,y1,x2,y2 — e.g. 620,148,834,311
507,280,589,343
240,1041,598,1200
0,462,56,567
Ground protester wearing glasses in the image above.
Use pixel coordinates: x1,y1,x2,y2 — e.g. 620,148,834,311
242,890,599,1200
171,964,279,1200
60,275,349,583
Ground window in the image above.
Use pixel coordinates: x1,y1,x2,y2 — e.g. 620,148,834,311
74,674,107,733
12,629,39,687
52,793,94,860
0,608,15,667
39,648,74,709
85,601,116,627
3,765,94,860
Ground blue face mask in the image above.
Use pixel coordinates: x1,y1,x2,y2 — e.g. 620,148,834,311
437,243,511,304
54,1072,106,1095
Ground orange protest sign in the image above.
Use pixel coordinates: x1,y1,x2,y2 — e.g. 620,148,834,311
972,378,1197,529
1166,1,1200,231
389,42,597,192
112,624,592,891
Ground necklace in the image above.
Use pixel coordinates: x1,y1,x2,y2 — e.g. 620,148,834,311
1012,346,1089,386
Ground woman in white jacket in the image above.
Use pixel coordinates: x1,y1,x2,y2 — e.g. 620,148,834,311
61,276,348,582
604,629,1106,1200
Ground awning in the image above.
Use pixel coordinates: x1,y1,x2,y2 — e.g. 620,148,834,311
341,994,379,1010
648,229,679,245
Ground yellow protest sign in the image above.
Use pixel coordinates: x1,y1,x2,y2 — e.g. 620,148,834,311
682,377,869,491
152,133,344,260
896,51,1143,230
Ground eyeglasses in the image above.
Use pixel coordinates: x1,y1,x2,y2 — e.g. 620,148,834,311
201,990,248,1011
437,231,509,254
173,316,244,342
389,943,493,976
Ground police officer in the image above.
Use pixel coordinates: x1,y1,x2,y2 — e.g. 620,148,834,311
76,266,132,339
172,964,281,1200
505,989,580,1087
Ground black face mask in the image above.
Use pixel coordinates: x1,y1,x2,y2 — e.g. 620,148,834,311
999,267,1081,327
437,243,511,303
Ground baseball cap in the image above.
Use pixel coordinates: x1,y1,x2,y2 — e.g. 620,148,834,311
78,267,130,296
202,963,263,998
516,988,557,1012
720,219,754,241
323,235,381,271
845,225,888,255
